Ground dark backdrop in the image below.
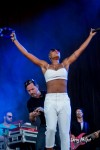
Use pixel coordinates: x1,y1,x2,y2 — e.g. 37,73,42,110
0,0,100,148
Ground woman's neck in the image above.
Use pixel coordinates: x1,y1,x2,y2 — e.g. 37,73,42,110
51,59,59,65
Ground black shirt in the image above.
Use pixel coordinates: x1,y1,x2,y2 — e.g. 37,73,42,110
71,120,91,150
27,91,46,125
71,121,90,137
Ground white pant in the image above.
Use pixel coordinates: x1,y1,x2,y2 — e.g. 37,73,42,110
44,93,71,150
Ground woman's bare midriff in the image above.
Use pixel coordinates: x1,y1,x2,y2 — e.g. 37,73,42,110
46,79,67,93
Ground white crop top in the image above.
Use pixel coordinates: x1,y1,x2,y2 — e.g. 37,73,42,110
44,65,68,82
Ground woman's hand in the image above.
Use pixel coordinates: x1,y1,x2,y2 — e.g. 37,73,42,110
90,28,97,37
10,32,17,42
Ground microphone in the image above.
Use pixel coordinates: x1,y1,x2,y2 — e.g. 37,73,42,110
92,28,100,33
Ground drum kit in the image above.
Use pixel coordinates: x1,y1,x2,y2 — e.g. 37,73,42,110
0,121,38,150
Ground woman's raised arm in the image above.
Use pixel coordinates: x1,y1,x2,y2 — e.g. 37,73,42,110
10,32,48,68
63,28,97,67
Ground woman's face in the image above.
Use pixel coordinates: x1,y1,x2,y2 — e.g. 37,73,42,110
49,49,60,60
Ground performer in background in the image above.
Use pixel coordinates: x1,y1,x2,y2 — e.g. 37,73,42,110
70,108,99,150
0,111,18,150
24,79,61,150
10,28,97,150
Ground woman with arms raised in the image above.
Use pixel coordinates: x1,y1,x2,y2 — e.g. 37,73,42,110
10,29,96,150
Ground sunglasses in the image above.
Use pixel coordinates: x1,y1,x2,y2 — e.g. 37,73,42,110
24,79,37,88
24,80,34,86
7,115,13,118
